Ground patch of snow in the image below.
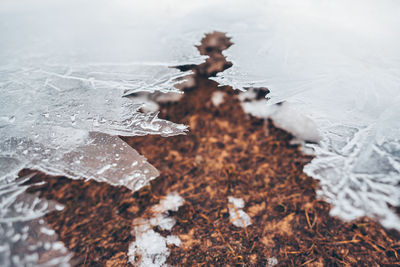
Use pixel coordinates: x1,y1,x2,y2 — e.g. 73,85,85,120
228,196,251,228
152,192,185,213
267,256,278,266
166,235,181,247
211,91,225,107
128,193,184,267
150,214,176,231
129,228,169,267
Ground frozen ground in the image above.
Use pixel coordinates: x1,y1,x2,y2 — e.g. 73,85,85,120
1,0,400,265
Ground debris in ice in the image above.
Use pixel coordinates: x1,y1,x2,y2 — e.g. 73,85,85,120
128,193,184,267
211,91,225,107
228,196,251,228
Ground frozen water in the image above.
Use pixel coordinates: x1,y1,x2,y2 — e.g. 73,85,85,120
0,0,200,187
240,100,321,143
211,0,400,230
0,0,199,265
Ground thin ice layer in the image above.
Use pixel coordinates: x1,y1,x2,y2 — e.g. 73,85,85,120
0,0,201,265
0,0,198,187
210,0,400,230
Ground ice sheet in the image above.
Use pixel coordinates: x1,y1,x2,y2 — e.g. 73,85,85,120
0,0,200,265
211,0,400,229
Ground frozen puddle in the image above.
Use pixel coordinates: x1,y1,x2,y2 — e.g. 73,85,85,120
128,192,184,267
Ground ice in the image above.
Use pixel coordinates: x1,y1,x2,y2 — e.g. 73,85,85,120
267,257,278,267
208,0,400,230
1,0,201,264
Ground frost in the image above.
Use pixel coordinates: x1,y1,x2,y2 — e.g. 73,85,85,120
128,193,184,267
228,196,251,228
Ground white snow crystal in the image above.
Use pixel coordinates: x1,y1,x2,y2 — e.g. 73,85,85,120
128,229,169,267
152,192,185,213
211,91,225,107
129,193,184,267
228,196,251,228
267,257,278,266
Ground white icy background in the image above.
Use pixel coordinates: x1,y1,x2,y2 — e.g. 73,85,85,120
211,0,400,230
0,0,201,265
1,0,400,265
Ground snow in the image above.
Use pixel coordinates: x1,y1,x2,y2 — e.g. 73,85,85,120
152,192,185,213
128,193,184,267
267,257,278,266
211,91,225,107
228,196,252,228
